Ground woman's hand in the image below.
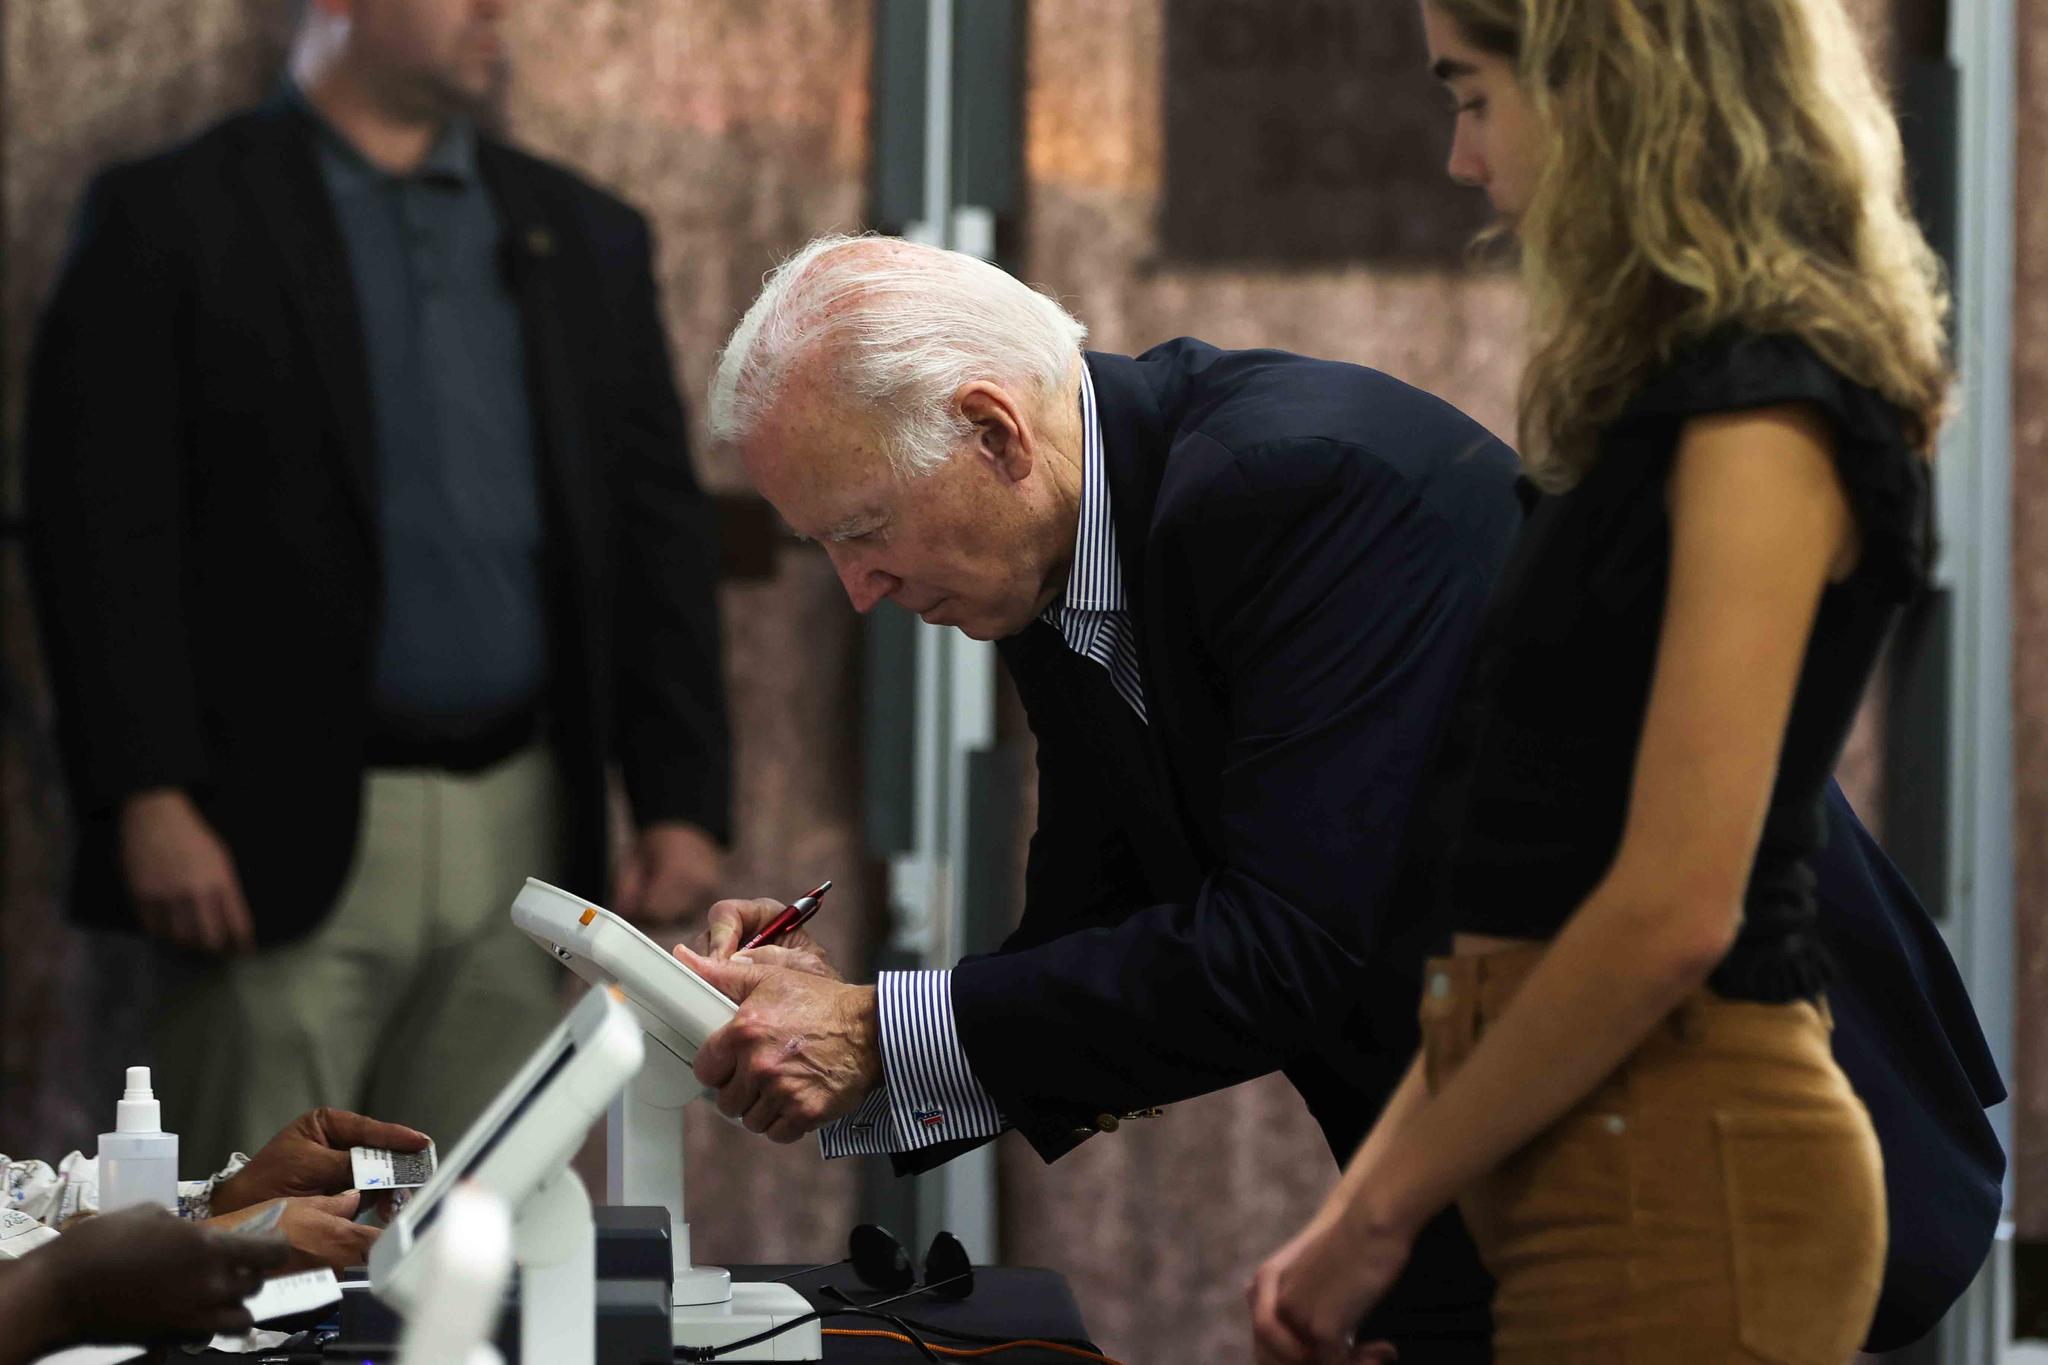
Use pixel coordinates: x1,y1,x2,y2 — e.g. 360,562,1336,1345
1249,1198,1413,1365
210,1193,378,1272
212,1107,430,1216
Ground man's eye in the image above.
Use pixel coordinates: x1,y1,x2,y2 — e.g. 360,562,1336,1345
1457,96,1488,116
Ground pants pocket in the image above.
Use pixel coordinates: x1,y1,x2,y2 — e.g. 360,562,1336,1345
1714,1109,1885,1365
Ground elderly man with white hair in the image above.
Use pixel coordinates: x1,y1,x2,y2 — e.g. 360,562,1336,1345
676,233,1522,1356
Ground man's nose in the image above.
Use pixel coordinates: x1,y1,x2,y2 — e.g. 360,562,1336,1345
828,550,900,614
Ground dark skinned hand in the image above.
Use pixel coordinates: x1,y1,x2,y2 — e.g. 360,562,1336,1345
10,1205,286,1353
211,1106,431,1218
209,1192,379,1272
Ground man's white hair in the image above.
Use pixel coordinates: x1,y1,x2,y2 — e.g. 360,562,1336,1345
707,233,1088,478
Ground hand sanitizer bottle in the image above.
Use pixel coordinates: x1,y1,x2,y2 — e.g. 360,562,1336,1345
98,1066,179,1212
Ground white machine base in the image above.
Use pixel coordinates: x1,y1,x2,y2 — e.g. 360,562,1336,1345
671,1282,821,1361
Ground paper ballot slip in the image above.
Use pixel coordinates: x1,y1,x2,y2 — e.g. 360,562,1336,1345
351,1142,438,1190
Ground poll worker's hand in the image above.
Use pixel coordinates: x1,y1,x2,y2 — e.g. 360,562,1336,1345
676,946,882,1143
16,1205,285,1350
701,897,839,978
119,787,256,954
212,1106,431,1216
210,1193,378,1273
614,821,723,927
1248,1200,1410,1365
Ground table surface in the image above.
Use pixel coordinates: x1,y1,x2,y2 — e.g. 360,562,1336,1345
169,1262,1103,1364
732,1263,1101,1363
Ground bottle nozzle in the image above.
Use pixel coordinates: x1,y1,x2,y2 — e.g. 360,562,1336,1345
115,1066,162,1134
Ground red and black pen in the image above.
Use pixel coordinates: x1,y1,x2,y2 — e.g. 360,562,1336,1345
739,880,834,951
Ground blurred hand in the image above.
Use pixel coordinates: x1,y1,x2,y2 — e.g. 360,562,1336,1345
1248,1201,1411,1365
24,1205,285,1347
212,1106,431,1216
210,1193,377,1273
676,946,881,1144
613,822,723,926
701,896,839,978
119,788,255,954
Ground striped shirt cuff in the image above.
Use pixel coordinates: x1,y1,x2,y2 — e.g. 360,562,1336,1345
817,970,1005,1158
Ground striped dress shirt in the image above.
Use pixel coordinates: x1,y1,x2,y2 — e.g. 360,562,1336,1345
819,362,1146,1158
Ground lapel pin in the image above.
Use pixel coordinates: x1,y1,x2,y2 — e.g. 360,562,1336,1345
525,225,555,257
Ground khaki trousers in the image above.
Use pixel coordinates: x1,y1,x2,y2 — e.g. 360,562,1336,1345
155,745,567,1158
1421,946,1886,1365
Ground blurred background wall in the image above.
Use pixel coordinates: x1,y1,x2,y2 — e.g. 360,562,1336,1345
0,1,2037,1361
2015,0,2048,1262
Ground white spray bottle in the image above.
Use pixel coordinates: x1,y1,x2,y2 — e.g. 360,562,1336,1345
98,1066,179,1212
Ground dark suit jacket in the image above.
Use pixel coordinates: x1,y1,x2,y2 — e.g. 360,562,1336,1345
940,340,1523,1345
25,96,731,942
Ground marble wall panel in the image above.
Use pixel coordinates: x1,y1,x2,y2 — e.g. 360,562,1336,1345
2014,0,2048,1241
497,0,876,1265
1,0,295,1167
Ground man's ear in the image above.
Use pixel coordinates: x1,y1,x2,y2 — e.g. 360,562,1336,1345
956,382,1033,484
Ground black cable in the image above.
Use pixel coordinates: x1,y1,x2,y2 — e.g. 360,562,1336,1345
819,1284,1025,1344
674,1304,940,1362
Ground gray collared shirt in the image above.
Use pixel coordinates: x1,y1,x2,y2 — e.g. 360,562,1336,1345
304,89,546,734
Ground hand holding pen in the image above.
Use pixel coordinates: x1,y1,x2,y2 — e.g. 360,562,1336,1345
699,882,841,980
742,880,833,950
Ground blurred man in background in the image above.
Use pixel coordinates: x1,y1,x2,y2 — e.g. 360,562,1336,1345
25,0,731,1157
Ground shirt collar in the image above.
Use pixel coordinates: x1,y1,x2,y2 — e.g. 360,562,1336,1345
289,79,478,192
1054,361,1127,616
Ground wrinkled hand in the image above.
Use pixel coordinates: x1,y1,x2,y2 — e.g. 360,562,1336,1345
120,788,255,954
213,1107,431,1217
26,1205,286,1346
1248,1201,1412,1365
701,897,840,979
676,945,881,1143
210,1193,377,1273
613,822,723,926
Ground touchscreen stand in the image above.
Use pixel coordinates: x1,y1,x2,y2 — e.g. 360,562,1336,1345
394,1183,515,1365
513,1169,595,1365
608,1038,731,1307
514,878,822,1361
370,985,644,1365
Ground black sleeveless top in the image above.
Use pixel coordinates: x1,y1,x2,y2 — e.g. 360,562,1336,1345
1425,331,1930,1000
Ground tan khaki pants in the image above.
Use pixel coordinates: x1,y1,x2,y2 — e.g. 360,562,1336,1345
154,745,567,1158
1422,946,1886,1365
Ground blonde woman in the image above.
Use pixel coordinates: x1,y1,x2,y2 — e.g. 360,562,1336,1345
1248,0,1949,1360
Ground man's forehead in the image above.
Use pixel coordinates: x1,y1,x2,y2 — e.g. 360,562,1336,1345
751,416,879,487
744,424,891,533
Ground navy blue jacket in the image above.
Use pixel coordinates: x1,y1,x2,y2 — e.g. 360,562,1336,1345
949,340,1521,1346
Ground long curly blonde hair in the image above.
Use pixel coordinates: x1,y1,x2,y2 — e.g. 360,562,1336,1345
1433,0,1951,489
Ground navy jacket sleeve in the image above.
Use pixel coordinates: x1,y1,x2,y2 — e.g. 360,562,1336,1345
949,435,1498,1160
25,166,212,812
602,213,734,843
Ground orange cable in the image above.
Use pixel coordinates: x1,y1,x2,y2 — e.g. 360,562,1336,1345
822,1326,1127,1364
